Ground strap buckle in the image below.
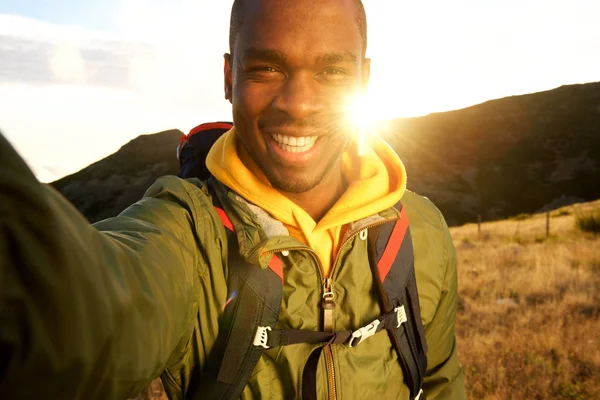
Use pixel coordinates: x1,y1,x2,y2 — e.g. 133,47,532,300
349,319,380,347
253,326,272,349
395,305,408,328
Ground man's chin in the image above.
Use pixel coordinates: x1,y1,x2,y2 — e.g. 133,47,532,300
266,173,322,194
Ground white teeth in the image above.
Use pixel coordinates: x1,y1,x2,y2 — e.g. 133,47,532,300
271,134,318,153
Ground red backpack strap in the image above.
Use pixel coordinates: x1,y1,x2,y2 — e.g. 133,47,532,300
377,207,410,282
215,207,235,232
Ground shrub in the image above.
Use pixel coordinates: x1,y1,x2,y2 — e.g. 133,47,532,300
512,213,532,221
575,209,600,234
552,209,571,217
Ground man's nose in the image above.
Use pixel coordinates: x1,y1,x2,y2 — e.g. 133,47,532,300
272,73,324,120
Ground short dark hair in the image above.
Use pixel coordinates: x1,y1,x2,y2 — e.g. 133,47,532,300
229,0,367,55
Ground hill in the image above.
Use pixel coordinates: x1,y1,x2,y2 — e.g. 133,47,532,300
51,129,182,222
381,82,600,225
52,82,600,224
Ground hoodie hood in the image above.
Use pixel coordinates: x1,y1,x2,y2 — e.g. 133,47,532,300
206,127,407,275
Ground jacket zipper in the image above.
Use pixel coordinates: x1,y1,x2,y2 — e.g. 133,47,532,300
267,246,338,399
324,345,337,400
267,214,401,400
321,215,401,400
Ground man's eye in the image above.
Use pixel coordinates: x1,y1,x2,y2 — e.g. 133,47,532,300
322,68,347,76
244,66,285,81
317,67,353,86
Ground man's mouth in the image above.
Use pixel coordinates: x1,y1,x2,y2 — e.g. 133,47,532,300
271,133,318,153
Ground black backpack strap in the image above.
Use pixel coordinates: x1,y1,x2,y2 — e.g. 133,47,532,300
194,181,283,400
368,202,428,400
197,182,426,399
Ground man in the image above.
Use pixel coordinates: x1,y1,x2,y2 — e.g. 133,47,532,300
0,0,465,399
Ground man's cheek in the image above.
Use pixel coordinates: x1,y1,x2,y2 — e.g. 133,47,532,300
237,89,267,114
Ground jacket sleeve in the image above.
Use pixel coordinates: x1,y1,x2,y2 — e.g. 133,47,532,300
0,133,202,399
421,210,466,399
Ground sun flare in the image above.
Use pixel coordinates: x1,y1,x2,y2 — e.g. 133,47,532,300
343,92,382,155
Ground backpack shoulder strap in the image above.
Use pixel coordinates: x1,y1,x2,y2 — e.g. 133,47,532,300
367,201,428,400
197,181,425,399
195,180,282,400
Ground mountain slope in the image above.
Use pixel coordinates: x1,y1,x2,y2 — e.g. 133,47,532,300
381,82,600,224
51,129,182,222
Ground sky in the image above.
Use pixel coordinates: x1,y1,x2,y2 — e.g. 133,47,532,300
1,0,599,182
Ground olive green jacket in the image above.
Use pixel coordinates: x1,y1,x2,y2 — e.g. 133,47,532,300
0,133,464,399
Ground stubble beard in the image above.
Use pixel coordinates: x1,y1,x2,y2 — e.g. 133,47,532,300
259,150,343,194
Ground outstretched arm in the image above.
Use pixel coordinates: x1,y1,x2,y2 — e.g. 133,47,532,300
0,133,201,399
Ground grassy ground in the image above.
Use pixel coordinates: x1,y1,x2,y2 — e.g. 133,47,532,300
453,200,600,399
132,201,600,399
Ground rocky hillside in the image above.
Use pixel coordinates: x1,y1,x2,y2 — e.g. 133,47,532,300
52,82,600,225
381,82,600,225
51,130,182,222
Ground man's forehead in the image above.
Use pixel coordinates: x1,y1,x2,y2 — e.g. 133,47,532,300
236,1,362,47
240,47,358,64
241,0,359,25
229,0,367,59
242,0,357,12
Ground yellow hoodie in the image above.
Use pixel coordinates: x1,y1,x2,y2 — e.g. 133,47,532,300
206,128,407,276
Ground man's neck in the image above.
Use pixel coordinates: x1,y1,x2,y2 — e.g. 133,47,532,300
280,168,346,222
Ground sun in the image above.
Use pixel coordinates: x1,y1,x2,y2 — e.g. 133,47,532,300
343,91,383,155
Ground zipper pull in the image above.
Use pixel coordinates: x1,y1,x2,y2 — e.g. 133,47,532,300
322,278,335,332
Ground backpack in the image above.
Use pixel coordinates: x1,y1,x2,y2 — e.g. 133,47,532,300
177,122,427,400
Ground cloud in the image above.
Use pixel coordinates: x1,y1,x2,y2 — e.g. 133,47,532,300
0,14,151,89
0,11,233,182
49,41,87,84
0,8,232,102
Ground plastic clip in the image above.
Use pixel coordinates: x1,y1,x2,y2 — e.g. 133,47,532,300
349,319,381,347
253,326,272,349
395,305,407,328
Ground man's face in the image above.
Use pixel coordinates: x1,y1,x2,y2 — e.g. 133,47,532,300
224,0,370,193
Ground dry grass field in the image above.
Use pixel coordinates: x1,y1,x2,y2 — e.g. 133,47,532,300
453,200,600,399
132,201,600,400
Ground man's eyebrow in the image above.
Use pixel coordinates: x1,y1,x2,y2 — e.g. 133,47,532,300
241,47,287,63
316,51,358,64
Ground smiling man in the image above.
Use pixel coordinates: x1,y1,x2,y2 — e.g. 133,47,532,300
0,0,464,399
224,0,369,221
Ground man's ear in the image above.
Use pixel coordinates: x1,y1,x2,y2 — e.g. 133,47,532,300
361,57,371,91
224,53,233,103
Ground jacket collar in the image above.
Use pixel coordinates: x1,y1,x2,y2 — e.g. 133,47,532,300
210,179,402,267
